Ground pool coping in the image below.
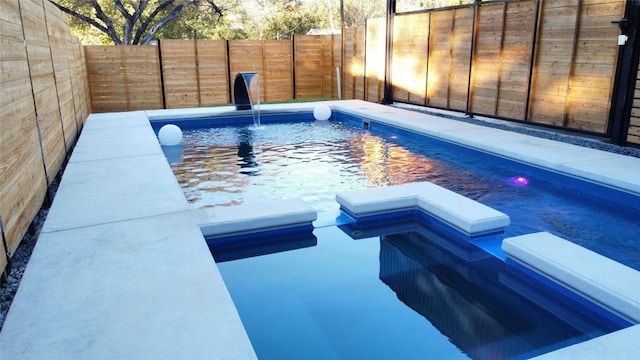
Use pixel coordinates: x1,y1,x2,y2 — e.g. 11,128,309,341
0,100,638,358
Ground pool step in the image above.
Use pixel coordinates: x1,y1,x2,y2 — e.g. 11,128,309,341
335,181,510,236
502,232,640,324
198,198,317,238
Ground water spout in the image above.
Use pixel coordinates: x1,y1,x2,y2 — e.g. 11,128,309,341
233,72,261,127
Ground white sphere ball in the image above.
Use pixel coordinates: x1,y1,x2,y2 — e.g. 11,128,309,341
158,124,182,146
313,104,332,121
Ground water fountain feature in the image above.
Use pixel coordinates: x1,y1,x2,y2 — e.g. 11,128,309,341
233,72,261,127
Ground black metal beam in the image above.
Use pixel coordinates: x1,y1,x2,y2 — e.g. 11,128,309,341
608,0,640,145
381,0,396,104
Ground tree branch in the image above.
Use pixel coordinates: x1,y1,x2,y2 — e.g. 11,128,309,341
204,0,224,18
114,0,134,44
88,0,122,44
140,3,186,44
48,1,108,34
133,0,177,44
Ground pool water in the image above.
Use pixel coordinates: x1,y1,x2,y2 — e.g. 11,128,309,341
162,116,640,270
215,223,625,360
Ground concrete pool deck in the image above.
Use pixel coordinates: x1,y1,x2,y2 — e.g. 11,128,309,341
0,100,639,358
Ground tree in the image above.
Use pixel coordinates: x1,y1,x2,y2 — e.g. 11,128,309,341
260,1,321,39
342,0,385,27
157,0,247,40
49,0,225,45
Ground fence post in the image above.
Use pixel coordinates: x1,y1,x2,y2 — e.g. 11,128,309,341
466,0,482,117
292,35,297,99
524,0,543,123
608,0,640,145
225,40,232,104
381,0,396,104
158,40,167,109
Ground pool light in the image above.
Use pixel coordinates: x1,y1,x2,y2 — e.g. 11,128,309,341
158,124,183,146
313,104,332,121
510,176,529,186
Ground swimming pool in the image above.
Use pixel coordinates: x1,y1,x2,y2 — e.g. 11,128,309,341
157,111,640,270
154,109,636,358
213,221,627,359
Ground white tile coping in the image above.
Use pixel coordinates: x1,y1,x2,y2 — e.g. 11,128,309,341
199,198,317,238
336,181,510,236
531,324,640,359
502,232,640,323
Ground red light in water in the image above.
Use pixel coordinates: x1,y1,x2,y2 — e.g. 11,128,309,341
511,176,529,185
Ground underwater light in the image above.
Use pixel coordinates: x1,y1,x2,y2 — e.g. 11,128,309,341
510,176,530,186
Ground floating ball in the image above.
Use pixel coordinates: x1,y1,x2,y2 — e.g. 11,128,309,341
313,104,332,121
158,124,183,146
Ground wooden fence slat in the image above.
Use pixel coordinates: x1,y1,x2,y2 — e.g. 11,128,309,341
196,40,230,106
365,18,386,103
1,0,90,276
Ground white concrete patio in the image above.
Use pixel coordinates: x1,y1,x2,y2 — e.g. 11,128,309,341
0,100,638,359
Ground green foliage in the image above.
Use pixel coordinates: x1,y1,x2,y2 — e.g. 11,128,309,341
258,1,322,39
50,0,225,44
397,0,474,12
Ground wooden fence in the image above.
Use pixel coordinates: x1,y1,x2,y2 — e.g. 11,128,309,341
391,0,625,135
85,35,343,112
631,65,640,144
82,0,631,142
0,0,91,275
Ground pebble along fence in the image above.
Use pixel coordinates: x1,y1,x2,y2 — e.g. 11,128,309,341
1,0,91,276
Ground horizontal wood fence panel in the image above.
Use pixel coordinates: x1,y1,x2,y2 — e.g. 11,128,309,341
343,26,366,100
392,13,429,104
529,0,579,127
123,46,162,110
321,35,341,99
427,10,454,108
85,46,129,112
196,40,230,106
161,40,200,109
229,40,266,103
1,0,90,275
0,0,47,275
496,0,536,119
390,0,625,139
365,18,386,103
631,54,640,144
69,39,89,128
263,40,292,101
22,0,66,179
46,0,77,149
565,0,623,133
86,45,162,111
294,35,324,99
449,7,473,111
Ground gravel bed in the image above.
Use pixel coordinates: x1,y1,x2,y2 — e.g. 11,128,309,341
1,106,638,331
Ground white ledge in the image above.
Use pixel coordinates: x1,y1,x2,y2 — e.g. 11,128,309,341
336,182,510,236
502,232,640,323
199,198,317,238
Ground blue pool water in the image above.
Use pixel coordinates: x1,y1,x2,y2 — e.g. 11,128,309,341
157,112,638,359
160,113,640,270
214,222,627,359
